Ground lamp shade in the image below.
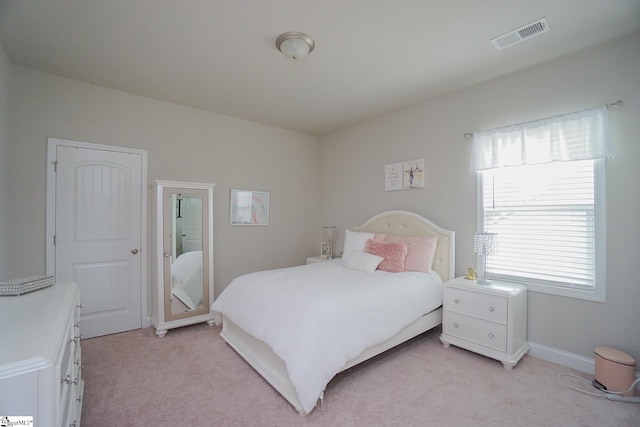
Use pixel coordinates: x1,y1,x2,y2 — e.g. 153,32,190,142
276,32,315,59
474,232,498,255
323,226,336,242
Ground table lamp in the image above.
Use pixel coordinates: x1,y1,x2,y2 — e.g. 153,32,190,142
474,232,497,285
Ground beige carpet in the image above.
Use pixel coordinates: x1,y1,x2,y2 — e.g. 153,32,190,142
80,323,639,426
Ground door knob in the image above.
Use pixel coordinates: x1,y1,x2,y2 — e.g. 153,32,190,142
131,248,139,254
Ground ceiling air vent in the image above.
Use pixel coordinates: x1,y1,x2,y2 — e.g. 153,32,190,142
491,17,549,50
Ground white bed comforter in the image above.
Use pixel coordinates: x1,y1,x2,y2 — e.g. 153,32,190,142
212,260,443,414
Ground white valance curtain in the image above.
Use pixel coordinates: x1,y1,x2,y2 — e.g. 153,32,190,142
470,106,614,172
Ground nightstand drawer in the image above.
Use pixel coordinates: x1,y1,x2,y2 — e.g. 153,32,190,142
444,287,507,324
444,311,507,352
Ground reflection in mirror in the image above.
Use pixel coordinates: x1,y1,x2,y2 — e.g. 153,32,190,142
163,188,209,320
172,194,203,257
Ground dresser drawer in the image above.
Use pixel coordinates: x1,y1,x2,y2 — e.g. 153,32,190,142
445,287,507,324
64,329,83,427
58,312,77,414
443,311,507,352
57,296,82,427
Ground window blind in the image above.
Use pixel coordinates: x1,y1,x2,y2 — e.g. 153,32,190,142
481,160,596,289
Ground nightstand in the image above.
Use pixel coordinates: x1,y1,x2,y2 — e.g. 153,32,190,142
306,256,329,264
439,276,528,369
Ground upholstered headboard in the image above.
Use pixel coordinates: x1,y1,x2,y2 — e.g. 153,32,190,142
353,210,455,281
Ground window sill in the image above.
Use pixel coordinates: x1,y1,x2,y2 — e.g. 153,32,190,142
489,278,606,303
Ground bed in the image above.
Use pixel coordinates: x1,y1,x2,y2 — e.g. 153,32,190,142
171,250,203,310
212,210,455,414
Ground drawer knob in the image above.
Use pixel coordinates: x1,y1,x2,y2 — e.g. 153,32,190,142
454,299,460,304
77,394,83,403
70,421,77,427
488,333,494,339
74,321,80,328
453,323,459,328
489,306,495,312
61,374,71,385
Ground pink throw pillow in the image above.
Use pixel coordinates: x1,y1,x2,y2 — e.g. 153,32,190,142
364,239,408,273
385,236,438,273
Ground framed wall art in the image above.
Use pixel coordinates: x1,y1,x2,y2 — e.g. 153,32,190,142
230,189,269,225
384,162,403,191
403,159,424,189
385,159,425,191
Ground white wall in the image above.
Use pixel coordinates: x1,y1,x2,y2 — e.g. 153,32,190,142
7,67,321,297
0,43,10,280
320,32,640,362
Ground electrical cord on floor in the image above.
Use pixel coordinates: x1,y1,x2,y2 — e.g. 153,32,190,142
558,373,640,403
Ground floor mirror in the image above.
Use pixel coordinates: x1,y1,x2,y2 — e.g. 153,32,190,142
151,180,215,337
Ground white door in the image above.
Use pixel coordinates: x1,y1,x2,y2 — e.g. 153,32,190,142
47,139,147,338
180,195,203,253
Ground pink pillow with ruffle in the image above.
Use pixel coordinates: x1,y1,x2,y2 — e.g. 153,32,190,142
385,236,438,273
364,239,408,273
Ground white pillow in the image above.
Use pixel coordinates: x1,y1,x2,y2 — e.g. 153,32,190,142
345,250,383,273
342,229,375,260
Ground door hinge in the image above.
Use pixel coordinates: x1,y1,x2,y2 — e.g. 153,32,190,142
53,235,56,245
52,161,58,172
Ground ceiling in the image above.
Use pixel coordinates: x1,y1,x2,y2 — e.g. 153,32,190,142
0,1,638,136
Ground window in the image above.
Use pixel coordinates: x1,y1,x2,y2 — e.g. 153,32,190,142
478,159,606,301
472,106,613,302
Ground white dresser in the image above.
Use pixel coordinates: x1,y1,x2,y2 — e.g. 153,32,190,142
0,281,83,426
440,277,528,369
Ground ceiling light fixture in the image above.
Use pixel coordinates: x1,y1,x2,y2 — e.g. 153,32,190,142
276,32,315,59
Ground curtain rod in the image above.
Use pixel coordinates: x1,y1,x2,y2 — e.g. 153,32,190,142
463,100,624,139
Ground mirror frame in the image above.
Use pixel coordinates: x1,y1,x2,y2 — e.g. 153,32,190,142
161,182,214,322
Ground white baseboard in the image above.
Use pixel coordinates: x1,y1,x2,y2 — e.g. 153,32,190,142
528,341,596,374
528,341,640,391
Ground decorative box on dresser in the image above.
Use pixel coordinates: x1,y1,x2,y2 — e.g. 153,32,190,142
0,281,83,426
440,276,528,369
